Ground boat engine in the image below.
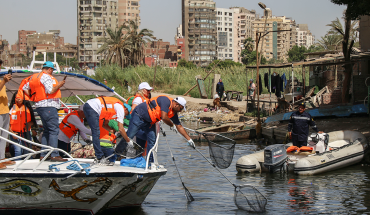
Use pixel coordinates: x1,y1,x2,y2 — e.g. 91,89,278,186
264,144,287,173
307,133,329,153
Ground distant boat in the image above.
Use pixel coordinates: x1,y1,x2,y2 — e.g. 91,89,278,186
188,122,256,142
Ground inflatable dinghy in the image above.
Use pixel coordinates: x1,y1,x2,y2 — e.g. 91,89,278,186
236,130,369,176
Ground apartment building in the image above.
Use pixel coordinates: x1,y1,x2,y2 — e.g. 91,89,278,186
216,8,235,61
296,24,315,49
182,0,217,67
117,0,141,27
78,0,140,68
252,8,297,61
18,30,36,54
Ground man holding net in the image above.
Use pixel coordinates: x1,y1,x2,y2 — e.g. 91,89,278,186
115,96,194,162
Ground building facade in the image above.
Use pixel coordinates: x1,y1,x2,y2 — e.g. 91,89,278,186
216,8,235,61
295,24,315,49
182,0,217,67
18,30,36,54
252,9,297,61
117,0,141,27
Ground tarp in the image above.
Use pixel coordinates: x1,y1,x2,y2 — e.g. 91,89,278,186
0,70,115,99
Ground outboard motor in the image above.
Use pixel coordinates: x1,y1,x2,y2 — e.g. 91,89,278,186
307,133,329,153
264,144,287,173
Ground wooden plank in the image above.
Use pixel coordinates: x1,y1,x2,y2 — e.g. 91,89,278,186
197,78,208,99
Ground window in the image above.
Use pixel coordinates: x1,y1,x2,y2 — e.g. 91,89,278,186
229,13,232,16
229,49,232,52
229,54,232,57
229,23,232,26
229,44,232,47
85,44,92,48
229,18,232,21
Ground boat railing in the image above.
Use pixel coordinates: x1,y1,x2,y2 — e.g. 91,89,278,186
0,127,83,172
145,122,161,171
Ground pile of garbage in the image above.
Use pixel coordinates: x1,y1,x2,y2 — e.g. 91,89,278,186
179,108,241,124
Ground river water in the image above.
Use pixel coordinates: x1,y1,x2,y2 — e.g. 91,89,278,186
122,122,370,215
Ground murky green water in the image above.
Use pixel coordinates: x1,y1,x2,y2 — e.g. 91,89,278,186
120,122,370,215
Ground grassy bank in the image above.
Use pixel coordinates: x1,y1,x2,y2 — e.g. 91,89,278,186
62,64,309,104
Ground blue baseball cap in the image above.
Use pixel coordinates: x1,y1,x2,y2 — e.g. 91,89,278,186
123,103,132,119
42,61,56,70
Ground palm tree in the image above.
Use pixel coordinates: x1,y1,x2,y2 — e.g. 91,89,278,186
123,19,153,66
316,34,342,51
326,17,359,42
97,25,132,68
243,37,254,52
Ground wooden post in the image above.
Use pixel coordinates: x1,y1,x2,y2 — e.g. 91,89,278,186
246,69,249,113
335,63,338,88
302,66,306,95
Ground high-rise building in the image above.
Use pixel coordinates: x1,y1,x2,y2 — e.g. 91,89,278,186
252,8,297,61
295,24,315,49
216,8,235,61
117,0,141,27
182,0,217,67
77,0,140,68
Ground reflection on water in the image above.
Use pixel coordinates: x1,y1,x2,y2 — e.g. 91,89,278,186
116,122,370,215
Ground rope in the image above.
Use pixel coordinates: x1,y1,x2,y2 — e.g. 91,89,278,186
48,160,91,175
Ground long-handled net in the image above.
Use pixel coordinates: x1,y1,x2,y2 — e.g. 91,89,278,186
161,126,194,202
184,127,236,169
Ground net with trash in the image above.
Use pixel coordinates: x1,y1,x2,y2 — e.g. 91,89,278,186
234,184,267,212
202,133,236,169
113,134,144,158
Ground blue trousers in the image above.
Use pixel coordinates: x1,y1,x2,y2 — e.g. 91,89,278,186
116,110,156,162
9,131,31,161
101,146,116,162
36,107,60,157
83,103,104,159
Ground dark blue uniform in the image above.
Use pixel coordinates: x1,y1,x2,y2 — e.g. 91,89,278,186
288,111,318,147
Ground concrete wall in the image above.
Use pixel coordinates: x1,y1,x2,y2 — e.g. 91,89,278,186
360,15,370,75
353,75,370,103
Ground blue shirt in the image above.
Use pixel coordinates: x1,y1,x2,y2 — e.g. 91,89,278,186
134,96,181,125
288,111,318,141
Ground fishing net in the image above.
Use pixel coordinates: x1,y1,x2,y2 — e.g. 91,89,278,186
234,185,267,212
114,135,144,159
202,133,236,169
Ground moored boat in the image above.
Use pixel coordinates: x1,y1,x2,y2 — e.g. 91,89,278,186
236,130,369,175
188,122,256,142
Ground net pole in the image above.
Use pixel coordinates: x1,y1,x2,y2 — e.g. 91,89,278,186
184,127,236,143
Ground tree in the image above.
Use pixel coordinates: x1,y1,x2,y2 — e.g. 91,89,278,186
307,45,324,53
97,25,131,68
330,0,370,103
327,17,359,42
240,37,266,65
123,19,153,66
207,60,243,70
287,45,308,62
316,34,342,51
177,59,196,69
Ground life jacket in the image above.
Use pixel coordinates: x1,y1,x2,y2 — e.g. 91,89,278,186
146,96,175,125
99,119,117,148
126,96,135,106
9,104,32,133
299,146,313,152
16,76,32,100
28,72,61,102
98,96,124,121
130,94,147,114
59,111,83,139
286,146,299,153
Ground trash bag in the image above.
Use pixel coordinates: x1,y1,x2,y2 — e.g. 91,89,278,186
120,156,146,169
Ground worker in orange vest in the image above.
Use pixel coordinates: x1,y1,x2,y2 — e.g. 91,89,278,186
115,96,194,162
22,61,66,162
83,96,131,165
8,91,37,160
58,105,92,157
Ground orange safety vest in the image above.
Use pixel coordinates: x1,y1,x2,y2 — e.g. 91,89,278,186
126,96,135,105
99,118,117,144
299,146,313,152
129,94,147,114
98,97,124,121
28,72,61,102
9,104,32,133
59,111,83,139
146,96,175,125
16,76,32,100
286,146,299,153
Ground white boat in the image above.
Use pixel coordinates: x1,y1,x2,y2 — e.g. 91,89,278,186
236,130,369,176
0,57,167,214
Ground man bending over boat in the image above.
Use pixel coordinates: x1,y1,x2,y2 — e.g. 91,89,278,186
58,105,92,157
116,96,195,162
83,96,131,164
23,61,66,162
288,102,322,147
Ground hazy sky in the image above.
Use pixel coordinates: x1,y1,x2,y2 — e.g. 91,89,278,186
0,0,346,45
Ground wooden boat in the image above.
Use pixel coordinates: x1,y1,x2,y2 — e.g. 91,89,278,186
188,122,256,142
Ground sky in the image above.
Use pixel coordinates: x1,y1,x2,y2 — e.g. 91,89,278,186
0,0,346,45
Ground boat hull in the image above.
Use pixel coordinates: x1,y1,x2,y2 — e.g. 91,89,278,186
0,169,166,214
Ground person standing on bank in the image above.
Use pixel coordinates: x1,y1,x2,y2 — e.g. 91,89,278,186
23,61,66,161
58,105,92,157
216,79,225,100
115,96,194,162
288,102,322,147
249,79,256,100
0,59,12,160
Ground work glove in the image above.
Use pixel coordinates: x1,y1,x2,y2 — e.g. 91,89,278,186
84,139,92,145
127,139,134,148
170,125,178,134
187,139,195,148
